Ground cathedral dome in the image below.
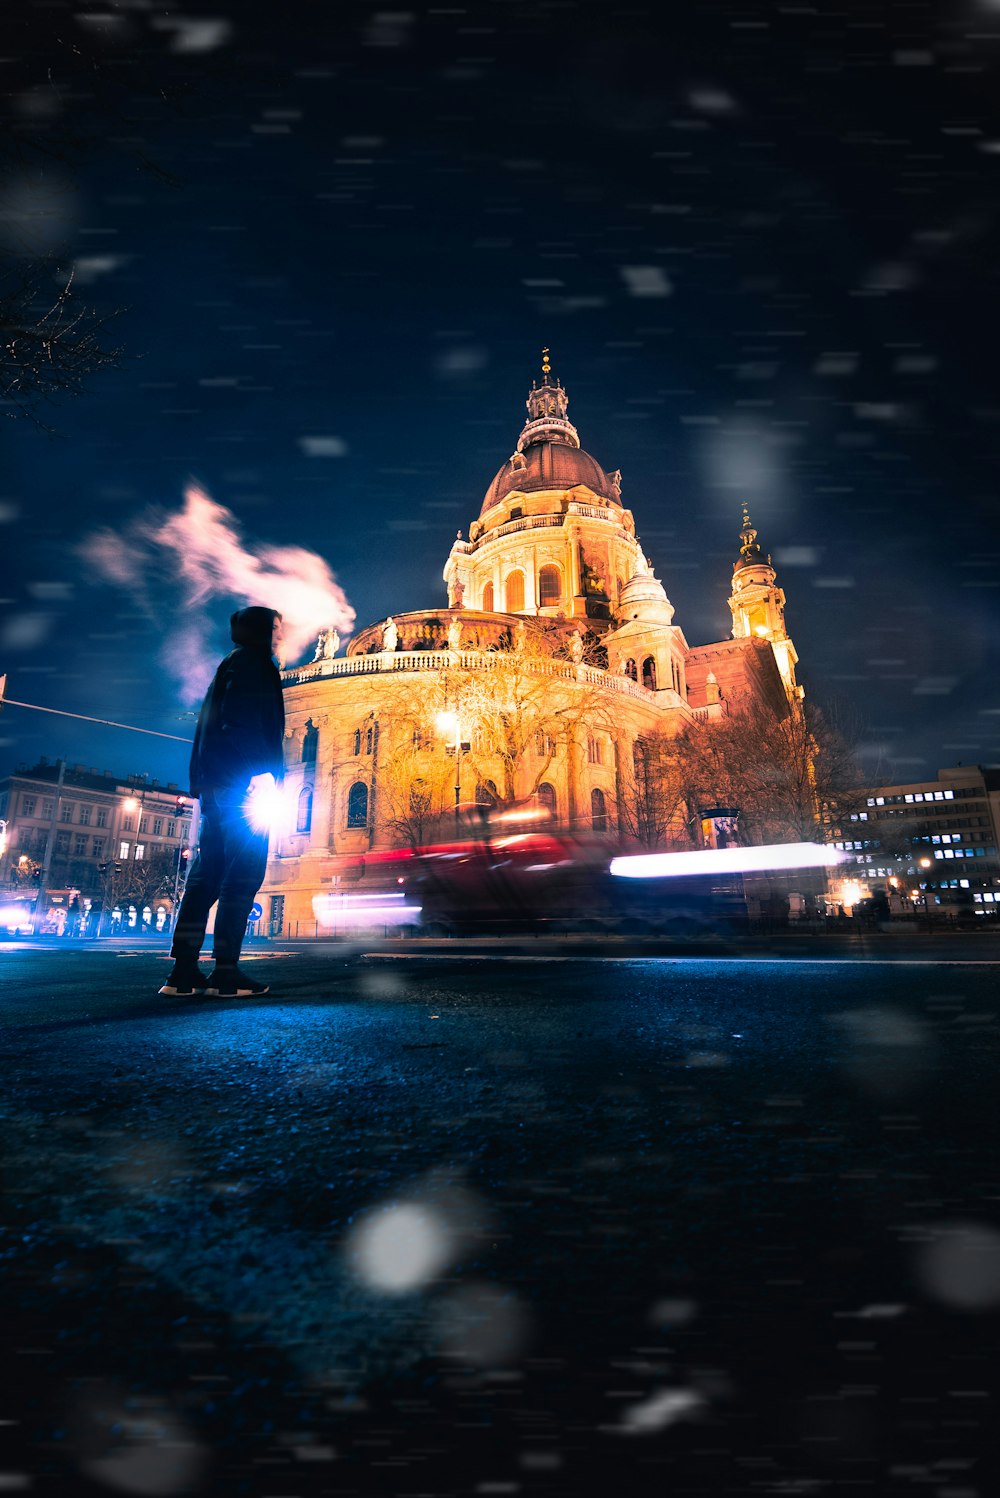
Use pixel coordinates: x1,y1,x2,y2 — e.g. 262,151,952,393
480,442,618,516
479,349,622,517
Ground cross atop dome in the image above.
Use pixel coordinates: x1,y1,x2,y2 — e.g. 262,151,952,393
520,347,579,451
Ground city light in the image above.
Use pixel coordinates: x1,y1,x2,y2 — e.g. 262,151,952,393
610,842,846,879
243,775,293,834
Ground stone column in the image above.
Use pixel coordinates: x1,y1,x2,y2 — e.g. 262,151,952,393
524,548,538,615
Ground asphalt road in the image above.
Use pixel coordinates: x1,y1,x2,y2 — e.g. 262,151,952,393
2,941,999,1496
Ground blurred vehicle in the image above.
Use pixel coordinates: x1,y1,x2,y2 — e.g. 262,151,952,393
311,802,750,937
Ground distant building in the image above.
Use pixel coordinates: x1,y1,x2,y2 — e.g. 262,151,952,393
828,764,1000,918
0,758,193,934
261,355,806,935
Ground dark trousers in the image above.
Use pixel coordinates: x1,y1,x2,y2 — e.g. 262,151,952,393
171,787,269,968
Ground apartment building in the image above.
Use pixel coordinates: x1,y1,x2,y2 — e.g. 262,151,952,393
0,757,193,932
829,764,1000,917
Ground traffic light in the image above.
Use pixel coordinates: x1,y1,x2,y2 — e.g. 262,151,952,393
98,863,109,875
174,797,187,815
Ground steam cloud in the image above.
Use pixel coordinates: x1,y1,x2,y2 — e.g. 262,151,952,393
81,483,355,703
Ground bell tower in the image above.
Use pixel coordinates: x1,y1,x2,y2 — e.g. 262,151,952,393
728,504,801,700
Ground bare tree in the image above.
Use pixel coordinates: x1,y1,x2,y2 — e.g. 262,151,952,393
100,846,179,921
0,5,195,428
459,638,616,806
674,697,862,846
0,266,122,427
617,729,691,848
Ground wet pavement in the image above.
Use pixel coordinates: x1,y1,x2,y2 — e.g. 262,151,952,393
1,941,999,1495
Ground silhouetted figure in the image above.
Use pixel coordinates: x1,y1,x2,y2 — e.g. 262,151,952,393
160,607,285,999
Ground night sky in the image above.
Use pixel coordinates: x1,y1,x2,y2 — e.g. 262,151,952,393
2,0,999,789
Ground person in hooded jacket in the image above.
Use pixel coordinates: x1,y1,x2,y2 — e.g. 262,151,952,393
160,606,285,998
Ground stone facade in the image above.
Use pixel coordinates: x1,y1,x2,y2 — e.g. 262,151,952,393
260,357,802,934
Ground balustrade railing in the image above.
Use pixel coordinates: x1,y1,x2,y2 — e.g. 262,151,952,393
283,648,662,702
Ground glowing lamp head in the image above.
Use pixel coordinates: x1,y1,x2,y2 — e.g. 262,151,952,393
244,774,287,833
437,710,458,735
122,796,140,813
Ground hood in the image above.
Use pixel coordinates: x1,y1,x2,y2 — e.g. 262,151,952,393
230,605,280,650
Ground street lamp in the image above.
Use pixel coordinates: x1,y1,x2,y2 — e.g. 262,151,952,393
436,709,468,837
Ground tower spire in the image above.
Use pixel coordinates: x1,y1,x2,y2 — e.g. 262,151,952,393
728,502,800,698
738,502,761,565
520,349,578,450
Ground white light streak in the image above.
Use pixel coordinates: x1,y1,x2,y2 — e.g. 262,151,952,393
610,842,846,879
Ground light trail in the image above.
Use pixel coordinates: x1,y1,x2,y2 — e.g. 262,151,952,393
610,841,846,879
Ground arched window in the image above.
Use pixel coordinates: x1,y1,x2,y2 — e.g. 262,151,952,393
505,570,525,612
538,565,561,607
591,787,608,833
365,726,373,755
537,782,556,815
347,781,369,829
475,779,498,807
625,658,637,682
482,581,494,611
297,787,313,833
302,719,318,765
642,656,657,690
353,728,362,756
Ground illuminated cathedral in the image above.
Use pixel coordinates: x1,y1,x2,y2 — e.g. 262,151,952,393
260,354,802,933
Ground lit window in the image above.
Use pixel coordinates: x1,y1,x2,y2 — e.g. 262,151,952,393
119,841,130,860
945,790,954,799
538,565,561,607
505,570,525,612
135,844,145,861
346,782,368,829
297,787,313,834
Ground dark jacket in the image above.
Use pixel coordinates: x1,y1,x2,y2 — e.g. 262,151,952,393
189,607,285,795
